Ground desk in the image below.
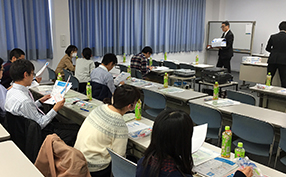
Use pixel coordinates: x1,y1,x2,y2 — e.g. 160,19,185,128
239,62,281,87
129,117,285,177
188,96,286,128
250,85,286,112
0,124,10,142
0,140,44,177
198,81,238,92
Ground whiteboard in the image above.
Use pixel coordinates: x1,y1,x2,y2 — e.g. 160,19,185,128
207,21,256,54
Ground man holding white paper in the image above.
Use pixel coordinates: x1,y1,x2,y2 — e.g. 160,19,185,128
5,60,65,129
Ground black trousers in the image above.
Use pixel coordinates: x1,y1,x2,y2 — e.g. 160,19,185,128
90,163,111,177
216,57,231,73
267,63,286,88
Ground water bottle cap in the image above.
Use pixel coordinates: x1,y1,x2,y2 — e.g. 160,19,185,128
165,72,167,75
87,82,90,85
238,142,243,147
215,81,218,84
225,126,230,130
58,73,61,76
268,72,271,75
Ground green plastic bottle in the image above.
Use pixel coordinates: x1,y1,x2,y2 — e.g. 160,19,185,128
164,73,168,88
164,52,167,61
195,55,199,65
135,99,142,120
127,65,131,75
213,81,219,100
57,73,62,81
235,142,245,158
221,126,232,158
266,72,271,86
123,53,126,63
86,82,92,100
149,57,153,66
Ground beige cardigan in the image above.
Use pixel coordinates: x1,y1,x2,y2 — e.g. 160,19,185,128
55,54,75,77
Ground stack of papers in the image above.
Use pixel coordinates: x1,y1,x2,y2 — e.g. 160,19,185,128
152,66,170,71
159,87,184,94
205,99,240,107
127,121,152,139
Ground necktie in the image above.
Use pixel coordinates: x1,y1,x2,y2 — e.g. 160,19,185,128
28,90,46,115
222,32,225,38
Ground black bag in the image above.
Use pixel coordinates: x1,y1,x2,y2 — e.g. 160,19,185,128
202,67,233,84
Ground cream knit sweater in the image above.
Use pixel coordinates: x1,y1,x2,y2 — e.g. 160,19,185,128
74,104,128,172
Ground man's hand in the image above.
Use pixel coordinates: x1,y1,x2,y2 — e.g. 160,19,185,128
36,77,42,83
39,94,51,103
53,98,65,112
119,81,125,85
238,167,253,177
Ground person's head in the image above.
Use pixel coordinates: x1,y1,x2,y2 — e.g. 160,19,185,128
112,85,141,112
142,110,194,177
82,48,92,60
65,45,78,58
221,21,230,32
101,53,118,71
10,59,35,86
279,21,286,31
0,58,4,79
141,46,153,59
9,48,25,63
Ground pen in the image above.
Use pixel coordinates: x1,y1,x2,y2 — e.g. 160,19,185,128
204,98,213,101
60,75,71,94
80,108,89,112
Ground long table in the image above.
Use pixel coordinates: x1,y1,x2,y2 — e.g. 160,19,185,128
0,140,44,177
0,124,10,142
250,85,286,112
129,117,285,177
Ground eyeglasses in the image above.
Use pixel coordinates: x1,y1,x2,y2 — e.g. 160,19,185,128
221,26,226,28
32,72,36,77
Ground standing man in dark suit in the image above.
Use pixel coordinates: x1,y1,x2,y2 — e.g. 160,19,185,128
266,21,286,88
217,21,234,73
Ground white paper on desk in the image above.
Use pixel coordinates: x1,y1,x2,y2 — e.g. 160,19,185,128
192,123,208,153
114,72,130,85
28,80,40,88
44,80,72,104
152,66,169,71
127,121,150,133
36,62,49,77
205,99,240,107
192,146,220,166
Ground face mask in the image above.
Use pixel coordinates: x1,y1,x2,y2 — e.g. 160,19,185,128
72,53,77,58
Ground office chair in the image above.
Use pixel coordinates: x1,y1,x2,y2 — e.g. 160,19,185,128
107,148,137,177
118,64,128,73
189,102,222,146
142,89,166,120
69,74,80,91
152,60,160,66
226,90,256,105
231,113,275,166
163,61,177,69
63,68,73,81
131,68,136,78
179,63,195,70
274,127,286,168
135,69,143,79
47,67,56,82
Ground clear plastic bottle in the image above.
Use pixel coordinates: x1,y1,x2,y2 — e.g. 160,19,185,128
221,126,232,158
86,82,92,100
123,53,126,63
135,99,142,120
195,55,199,65
266,72,271,86
57,73,62,81
164,73,168,88
235,142,245,158
213,81,219,100
164,52,167,61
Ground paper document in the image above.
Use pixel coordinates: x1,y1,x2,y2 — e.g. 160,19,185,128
123,113,135,122
159,87,184,94
193,157,238,177
192,146,220,166
28,80,40,88
44,80,72,104
211,38,226,47
205,99,240,107
36,62,49,77
126,120,152,139
192,123,208,153
152,66,169,71
114,72,131,85
277,89,286,94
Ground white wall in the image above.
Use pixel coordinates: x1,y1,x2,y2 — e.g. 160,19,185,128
205,0,286,71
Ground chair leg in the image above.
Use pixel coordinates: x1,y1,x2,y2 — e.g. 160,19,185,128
274,147,281,168
268,139,275,166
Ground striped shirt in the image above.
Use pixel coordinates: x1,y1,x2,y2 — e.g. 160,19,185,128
90,65,116,93
5,83,57,129
131,53,149,75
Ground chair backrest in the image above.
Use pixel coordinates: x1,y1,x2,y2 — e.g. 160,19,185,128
63,68,73,81
6,112,42,163
189,102,222,129
47,67,56,81
152,60,159,66
163,61,177,69
232,113,274,145
226,90,256,105
280,128,286,152
107,148,137,177
179,63,195,70
70,75,79,91
135,69,143,79
118,64,128,72
90,81,112,101
142,89,166,109
131,68,136,77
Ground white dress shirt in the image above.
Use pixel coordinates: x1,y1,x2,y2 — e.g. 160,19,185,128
90,65,116,93
0,83,7,117
5,83,57,129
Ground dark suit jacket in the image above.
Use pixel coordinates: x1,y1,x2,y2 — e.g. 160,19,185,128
266,31,286,65
89,81,112,101
218,30,234,59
